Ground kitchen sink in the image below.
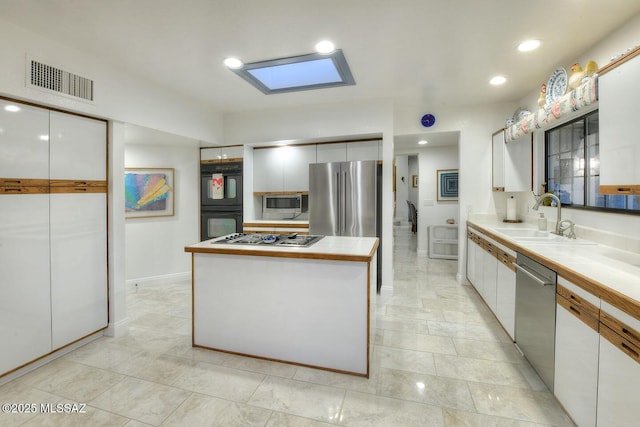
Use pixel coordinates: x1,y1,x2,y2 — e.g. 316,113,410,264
494,228,553,238
493,228,596,245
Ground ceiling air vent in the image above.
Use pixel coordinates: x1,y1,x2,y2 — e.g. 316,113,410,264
28,59,94,102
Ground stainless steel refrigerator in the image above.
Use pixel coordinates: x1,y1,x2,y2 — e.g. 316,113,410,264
309,160,382,290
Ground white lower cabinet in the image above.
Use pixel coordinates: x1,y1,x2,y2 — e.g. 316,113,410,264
495,256,515,340
50,193,108,349
0,195,52,374
597,303,640,427
481,247,498,312
597,335,640,427
466,234,477,285
554,293,599,427
466,227,516,338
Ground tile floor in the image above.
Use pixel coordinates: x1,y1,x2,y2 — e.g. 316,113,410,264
0,225,573,426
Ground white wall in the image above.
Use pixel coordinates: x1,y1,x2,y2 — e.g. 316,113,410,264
416,145,459,255
0,17,223,144
394,102,516,281
408,156,418,207
395,155,409,222
224,99,396,289
124,141,200,284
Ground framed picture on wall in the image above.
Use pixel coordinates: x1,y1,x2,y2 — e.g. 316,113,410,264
436,169,458,201
412,175,418,188
125,168,175,218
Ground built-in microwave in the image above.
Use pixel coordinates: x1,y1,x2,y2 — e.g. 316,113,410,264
262,194,303,219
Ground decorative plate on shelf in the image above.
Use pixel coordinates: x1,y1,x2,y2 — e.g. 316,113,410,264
512,107,531,123
545,68,568,105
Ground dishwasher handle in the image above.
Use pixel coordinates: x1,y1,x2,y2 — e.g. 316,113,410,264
515,264,554,286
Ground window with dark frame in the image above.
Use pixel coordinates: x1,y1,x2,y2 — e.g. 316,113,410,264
545,110,640,213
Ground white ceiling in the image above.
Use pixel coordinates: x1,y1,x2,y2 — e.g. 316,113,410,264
3,0,639,148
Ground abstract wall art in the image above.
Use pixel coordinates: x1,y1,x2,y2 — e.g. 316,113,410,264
125,168,174,218
437,169,458,201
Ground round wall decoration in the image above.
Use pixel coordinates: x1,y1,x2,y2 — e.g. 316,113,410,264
421,113,436,128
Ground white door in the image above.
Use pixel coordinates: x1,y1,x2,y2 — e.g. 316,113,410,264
0,194,52,374
50,193,108,348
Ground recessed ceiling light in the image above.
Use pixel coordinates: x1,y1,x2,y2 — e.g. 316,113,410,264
418,140,428,145
224,57,244,69
315,40,335,54
490,76,507,85
4,105,21,112
518,39,541,52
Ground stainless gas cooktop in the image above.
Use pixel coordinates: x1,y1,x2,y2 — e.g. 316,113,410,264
214,233,324,248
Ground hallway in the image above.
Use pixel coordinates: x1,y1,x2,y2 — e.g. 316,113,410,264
0,225,571,426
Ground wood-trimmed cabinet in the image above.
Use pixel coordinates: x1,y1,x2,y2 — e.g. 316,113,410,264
554,277,600,427
201,145,244,162
492,129,533,192
253,140,381,193
466,227,516,339
596,301,640,427
598,46,640,195
0,98,108,377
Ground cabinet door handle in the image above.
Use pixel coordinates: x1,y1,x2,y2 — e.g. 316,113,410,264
621,342,640,359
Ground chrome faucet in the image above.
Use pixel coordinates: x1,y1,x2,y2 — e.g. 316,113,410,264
558,219,576,239
532,192,562,235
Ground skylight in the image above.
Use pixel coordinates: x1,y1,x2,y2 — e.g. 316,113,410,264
228,50,355,94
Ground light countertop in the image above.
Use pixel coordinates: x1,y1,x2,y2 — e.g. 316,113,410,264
185,235,378,262
467,218,640,318
243,220,309,225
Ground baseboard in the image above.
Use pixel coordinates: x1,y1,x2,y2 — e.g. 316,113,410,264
104,317,130,337
126,271,191,288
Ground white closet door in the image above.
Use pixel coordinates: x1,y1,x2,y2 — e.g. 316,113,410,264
0,194,52,373
50,193,108,349
0,99,49,179
49,111,107,181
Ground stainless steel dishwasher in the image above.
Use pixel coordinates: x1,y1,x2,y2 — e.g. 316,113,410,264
515,253,557,392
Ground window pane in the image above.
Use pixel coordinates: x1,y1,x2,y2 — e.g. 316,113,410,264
629,196,640,211
588,176,605,207
605,195,626,209
548,131,560,155
572,180,584,205
548,154,559,181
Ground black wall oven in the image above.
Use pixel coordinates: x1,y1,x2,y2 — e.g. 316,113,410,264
201,161,243,240
201,209,242,240
201,162,243,207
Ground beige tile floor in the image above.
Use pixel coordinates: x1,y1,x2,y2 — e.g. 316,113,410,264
0,225,573,426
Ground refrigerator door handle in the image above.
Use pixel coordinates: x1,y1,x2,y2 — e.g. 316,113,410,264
341,170,347,235
335,171,341,235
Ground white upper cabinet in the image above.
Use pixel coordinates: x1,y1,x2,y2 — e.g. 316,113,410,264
492,129,532,192
0,99,49,180
49,111,107,181
347,140,379,161
253,141,381,193
598,48,640,194
201,145,244,161
253,147,285,192
317,143,347,163
283,145,316,192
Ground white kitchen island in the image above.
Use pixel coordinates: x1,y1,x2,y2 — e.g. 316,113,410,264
184,235,379,377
